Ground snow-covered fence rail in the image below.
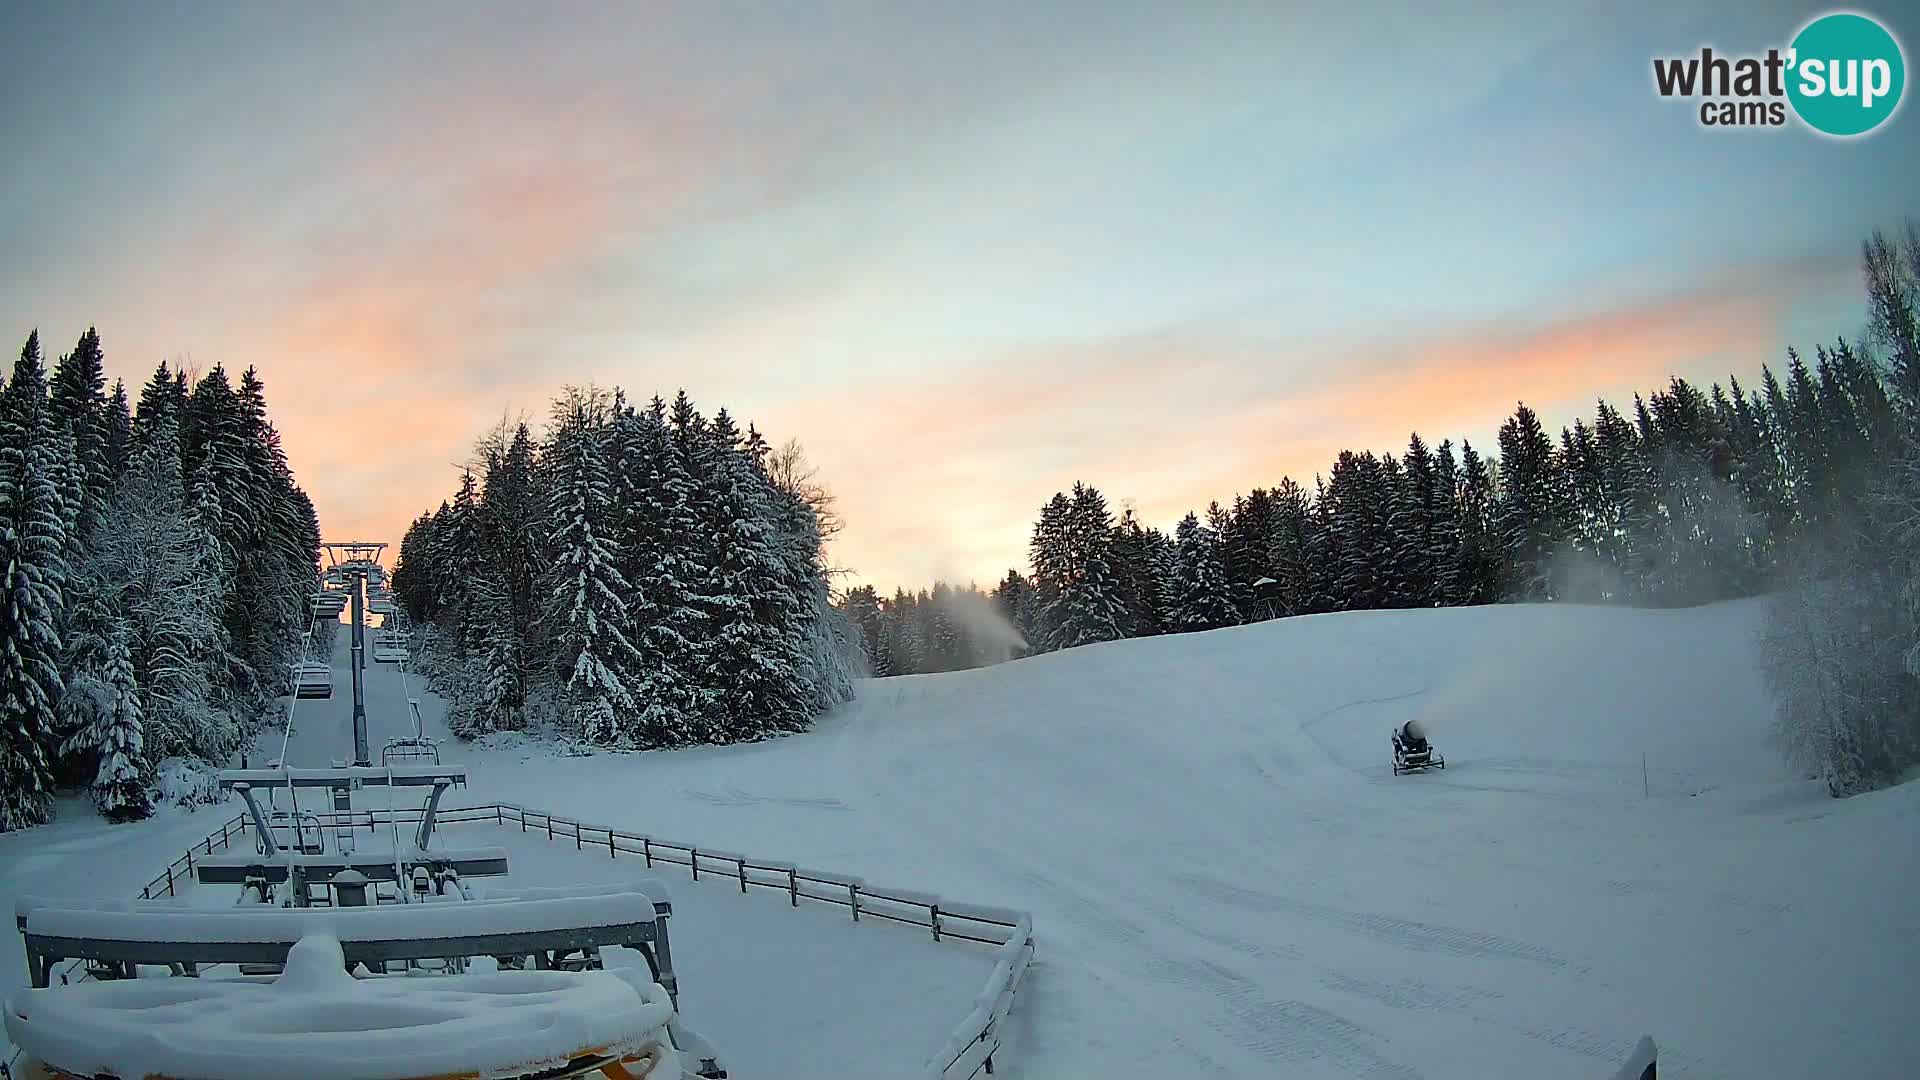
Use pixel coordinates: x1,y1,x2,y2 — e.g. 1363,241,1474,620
131,802,1035,1080
136,814,250,900
482,803,1034,1079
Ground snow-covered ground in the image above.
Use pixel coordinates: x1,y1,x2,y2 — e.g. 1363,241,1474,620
6,599,1919,1078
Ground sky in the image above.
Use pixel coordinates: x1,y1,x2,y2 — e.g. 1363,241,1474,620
3,1,1916,592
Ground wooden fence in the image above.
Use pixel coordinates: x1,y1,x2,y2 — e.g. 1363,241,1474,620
132,801,1033,1080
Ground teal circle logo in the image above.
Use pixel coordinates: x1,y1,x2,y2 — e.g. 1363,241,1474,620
1787,12,1905,136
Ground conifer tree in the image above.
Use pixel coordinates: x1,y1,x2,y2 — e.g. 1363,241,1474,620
104,379,133,487
98,417,232,762
0,332,67,830
1052,483,1127,649
49,328,110,542
701,409,810,738
841,585,890,675
544,398,639,745
1496,402,1564,600
1172,511,1237,630
1394,434,1439,605
1429,441,1464,604
1027,492,1072,651
86,625,150,821
1456,440,1500,603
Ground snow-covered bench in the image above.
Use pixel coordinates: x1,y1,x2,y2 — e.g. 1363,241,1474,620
18,891,668,991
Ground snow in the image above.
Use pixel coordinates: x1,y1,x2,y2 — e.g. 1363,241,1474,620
4,597,1918,1078
425,598,1917,1079
5,931,680,1080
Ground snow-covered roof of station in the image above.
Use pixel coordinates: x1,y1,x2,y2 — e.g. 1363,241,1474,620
4,934,680,1080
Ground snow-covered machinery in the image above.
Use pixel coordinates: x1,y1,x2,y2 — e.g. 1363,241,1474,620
6,760,729,1080
1390,719,1444,775
289,660,332,699
7,921,696,1080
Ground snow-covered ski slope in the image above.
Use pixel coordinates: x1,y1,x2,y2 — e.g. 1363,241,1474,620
6,598,1917,1078
441,598,1918,1080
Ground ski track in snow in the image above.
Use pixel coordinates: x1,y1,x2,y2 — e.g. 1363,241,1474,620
6,600,1920,1079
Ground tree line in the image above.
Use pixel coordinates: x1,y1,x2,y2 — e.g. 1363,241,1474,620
841,358,1840,672
840,225,1920,798
0,330,320,830
391,387,858,750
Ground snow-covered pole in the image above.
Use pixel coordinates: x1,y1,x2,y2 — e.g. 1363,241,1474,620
350,572,370,767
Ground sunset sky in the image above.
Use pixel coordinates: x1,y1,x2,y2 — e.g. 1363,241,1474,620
4,2,1916,592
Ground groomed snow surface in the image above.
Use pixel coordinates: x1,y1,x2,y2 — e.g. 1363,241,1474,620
4,598,1919,1078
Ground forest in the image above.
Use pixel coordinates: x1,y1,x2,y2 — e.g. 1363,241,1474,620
392,388,857,751
0,330,320,830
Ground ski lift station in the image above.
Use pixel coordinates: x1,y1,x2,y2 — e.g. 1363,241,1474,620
4,539,729,1080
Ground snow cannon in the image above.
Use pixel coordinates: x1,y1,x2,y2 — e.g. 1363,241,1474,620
1390,718,1444,775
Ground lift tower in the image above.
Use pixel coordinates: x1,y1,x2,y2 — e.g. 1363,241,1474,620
321,541,387,768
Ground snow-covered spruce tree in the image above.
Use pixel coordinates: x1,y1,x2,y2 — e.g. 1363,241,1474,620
839,585,888,675
1394,434,1439,606
437,470,487,654
1764,223,1920,796
473,576,524,732
1172,511,1237,630
0,331,71,830
48,328,111,543
231,367,321,718
1427,442,1464,605
1110,509,1166,638
1495,402,1566,601
392,512,440,625
752,429,857,714
1454,440,1502,604
611,398,693,746
1206,499,1251,614
83,625,150,821
695,411,809,740
93,417,234,762
1322,451,1394,610
1049,483,1127,649
1026,492,1071,652
478,421,540,704
104,379,133,488
543,396,639,746
640,391,722,742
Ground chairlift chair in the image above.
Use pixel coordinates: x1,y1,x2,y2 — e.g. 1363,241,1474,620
259,810,327,856
383,699,439,765
291,661,333,699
